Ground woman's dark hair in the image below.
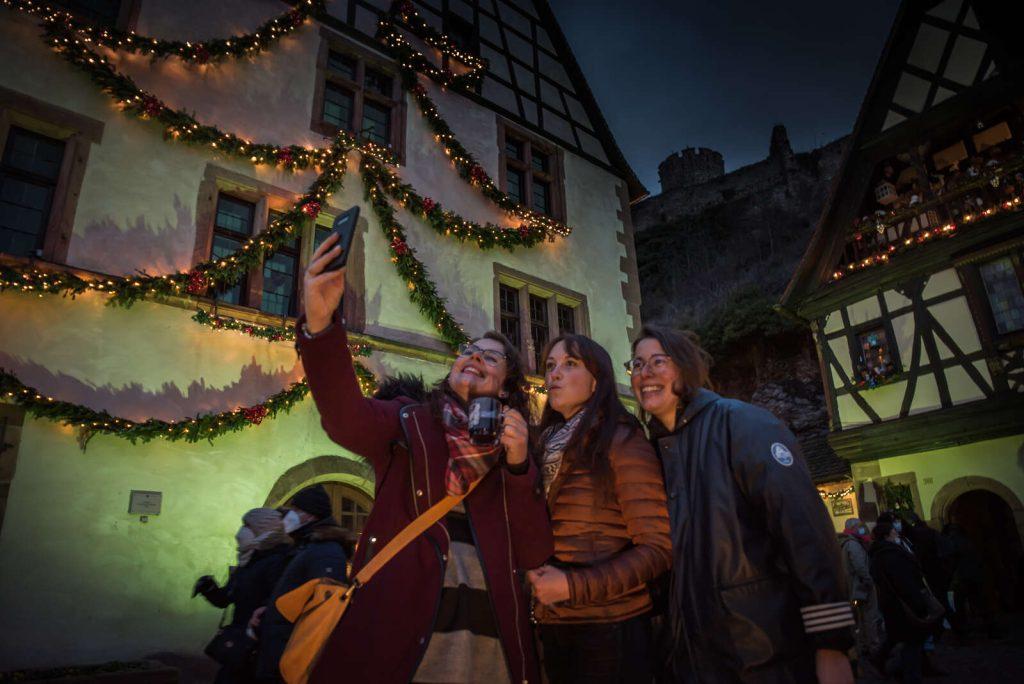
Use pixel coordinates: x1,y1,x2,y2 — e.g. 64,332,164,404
534,333,639,499
630,324,713,420
873,520,894,541
428,330,531,420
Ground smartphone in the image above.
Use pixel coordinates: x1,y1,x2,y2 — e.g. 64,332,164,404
323,206,359,272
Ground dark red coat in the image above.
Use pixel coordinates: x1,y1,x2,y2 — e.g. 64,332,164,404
296,316,554,684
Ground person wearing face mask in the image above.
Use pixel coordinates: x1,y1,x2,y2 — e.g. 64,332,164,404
255,485,350,682
838,518,881,673
525,334,672,683
627,325,855,684
286,234,553,684
193,508,292,683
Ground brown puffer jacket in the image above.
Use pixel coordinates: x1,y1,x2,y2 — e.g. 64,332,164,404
535,425,672,623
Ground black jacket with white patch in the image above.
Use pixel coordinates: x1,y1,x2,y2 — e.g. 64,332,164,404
650,389,853,680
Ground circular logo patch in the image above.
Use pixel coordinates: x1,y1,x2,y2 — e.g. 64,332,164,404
771,442,794,467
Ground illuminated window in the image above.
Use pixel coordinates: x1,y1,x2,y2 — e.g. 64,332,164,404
979,256,1024,335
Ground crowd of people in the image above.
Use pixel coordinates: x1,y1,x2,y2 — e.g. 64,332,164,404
837,507,1000,683
195,231,973,683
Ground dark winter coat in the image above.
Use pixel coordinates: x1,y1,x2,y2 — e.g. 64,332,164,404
651,389,854,682
294,314,554,684
256,519,349,680
869,539,931,643
201,545,293,629
201,546,292,683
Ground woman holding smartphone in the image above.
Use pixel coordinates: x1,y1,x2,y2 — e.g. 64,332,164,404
293,233,553,684
526,333,672,684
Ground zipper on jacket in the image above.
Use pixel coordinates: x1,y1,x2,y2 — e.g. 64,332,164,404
502,469,528,683
411,413,432,506
399,408,422,517
465,479,521,683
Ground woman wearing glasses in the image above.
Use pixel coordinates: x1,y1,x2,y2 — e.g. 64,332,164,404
292,233,553,684
627,325,855,684
526,333,671,683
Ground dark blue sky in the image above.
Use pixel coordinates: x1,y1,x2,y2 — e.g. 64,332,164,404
549,0,901,193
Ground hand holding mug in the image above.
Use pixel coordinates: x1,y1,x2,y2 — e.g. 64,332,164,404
500,406,528,466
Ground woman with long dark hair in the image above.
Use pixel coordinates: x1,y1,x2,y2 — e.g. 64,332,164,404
628,324,855,683
293,233,554,684
526,333,672,684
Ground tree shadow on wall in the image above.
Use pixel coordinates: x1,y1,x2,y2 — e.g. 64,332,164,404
0,351,303,422
70,195,196,277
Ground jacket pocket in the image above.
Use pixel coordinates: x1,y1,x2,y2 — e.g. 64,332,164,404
712,575,803,669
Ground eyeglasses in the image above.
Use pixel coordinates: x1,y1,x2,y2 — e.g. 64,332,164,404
624,354,673,376
457,343,508,367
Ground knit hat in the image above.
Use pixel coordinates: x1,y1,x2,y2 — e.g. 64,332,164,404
291,484,332,520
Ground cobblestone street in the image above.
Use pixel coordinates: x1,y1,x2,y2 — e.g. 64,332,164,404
856,614,1024,683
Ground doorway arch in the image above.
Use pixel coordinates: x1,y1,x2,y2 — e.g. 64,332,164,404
930,475,1024,537
264,455,374,508
265,455,375,541
932,477,1024,612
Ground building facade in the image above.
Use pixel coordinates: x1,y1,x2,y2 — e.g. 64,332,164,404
782,0,1024,607
0,0,643,670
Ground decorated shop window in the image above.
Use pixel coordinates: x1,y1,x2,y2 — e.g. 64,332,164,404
853,326,900,389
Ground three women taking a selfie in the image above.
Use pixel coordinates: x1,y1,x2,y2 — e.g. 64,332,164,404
296,233,853,684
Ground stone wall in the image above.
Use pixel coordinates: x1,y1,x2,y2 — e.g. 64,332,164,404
632,126,848,469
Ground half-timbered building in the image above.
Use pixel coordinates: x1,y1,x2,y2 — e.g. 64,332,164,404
781,0,1024,606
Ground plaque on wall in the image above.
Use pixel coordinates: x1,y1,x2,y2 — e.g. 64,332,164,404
128,490,162,516
831,498,854,517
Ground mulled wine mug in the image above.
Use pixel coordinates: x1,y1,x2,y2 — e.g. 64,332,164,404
468,396,503,445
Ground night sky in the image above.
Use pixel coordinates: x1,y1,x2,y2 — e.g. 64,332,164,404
549,0,901,194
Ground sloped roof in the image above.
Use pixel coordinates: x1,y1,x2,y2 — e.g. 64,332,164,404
779,0,1024,311
798,433,852,484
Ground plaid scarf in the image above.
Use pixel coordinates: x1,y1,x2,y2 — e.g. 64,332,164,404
442,397,503,496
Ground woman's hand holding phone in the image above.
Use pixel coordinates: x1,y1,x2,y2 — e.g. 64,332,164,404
303,232,347,334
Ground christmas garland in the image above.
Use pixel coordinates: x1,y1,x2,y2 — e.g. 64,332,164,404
2,0,325,64
0,359,379,448
378,1,486,91
362,160,470,348
0,368,310,445
360,155,546,249
0,133,351,306
378,2,572,239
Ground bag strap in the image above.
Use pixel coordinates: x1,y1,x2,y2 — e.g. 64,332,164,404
350,478,483,588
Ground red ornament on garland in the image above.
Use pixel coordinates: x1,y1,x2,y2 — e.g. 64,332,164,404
192,44,210,64
518,226,531,240
302,201,321,218
243,326,254,335
186,269,207,295
288,9,305,27
398,1,415,17
276,148,295,166
390,237,409,256
410,83,427,97
441,67,454,82
140,95,162,118
469,164,488,184
243,405,269,425
422,197,436,213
